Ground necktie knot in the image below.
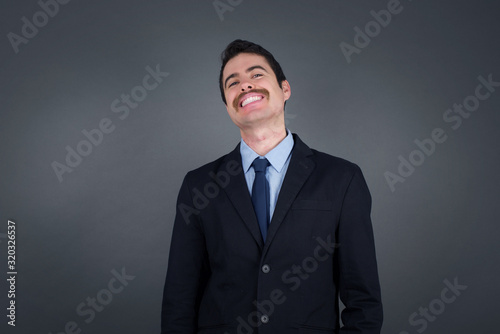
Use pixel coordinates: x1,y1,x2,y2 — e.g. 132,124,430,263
252,158,269,173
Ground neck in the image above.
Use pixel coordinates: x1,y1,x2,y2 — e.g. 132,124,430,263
241,126,287,156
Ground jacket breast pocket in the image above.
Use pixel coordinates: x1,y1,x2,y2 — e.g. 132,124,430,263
291,199,332,211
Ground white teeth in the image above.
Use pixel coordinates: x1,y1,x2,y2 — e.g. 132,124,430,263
241,96,263,107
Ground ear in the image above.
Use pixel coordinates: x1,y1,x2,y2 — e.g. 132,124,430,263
281,80,291,101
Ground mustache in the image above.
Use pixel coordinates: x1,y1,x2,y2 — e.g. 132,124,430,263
233,89,270,109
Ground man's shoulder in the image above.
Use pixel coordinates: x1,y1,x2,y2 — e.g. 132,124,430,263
308,147,362,181
182,134,363,181
184,146,241,182
293,134,361,174
310,147,358,168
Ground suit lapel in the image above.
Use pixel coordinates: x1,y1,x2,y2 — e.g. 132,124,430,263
217,135,315,252
264,134,315,254
218,144,264,249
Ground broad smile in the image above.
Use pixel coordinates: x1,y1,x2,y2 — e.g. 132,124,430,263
232,89,270,110
241,95,263,107
238,93,265,108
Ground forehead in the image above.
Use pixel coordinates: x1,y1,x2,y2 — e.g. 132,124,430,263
223,53,271,79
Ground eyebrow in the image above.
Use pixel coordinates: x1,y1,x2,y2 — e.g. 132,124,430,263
224,65,268,89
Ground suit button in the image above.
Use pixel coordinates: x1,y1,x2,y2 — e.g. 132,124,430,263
261,315,269,323
261,264,270,273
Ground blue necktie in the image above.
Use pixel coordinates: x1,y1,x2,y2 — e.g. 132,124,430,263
251,158,270,242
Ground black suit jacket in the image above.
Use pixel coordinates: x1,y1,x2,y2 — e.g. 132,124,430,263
162,134,382,333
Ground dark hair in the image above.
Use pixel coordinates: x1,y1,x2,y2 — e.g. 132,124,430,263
219,39,287,105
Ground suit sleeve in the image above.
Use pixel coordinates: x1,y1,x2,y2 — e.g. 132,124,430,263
338,165,383,333
161,173,209,334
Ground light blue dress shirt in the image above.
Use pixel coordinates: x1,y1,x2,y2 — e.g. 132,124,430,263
240,130,294,220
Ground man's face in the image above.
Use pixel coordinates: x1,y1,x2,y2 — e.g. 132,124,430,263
222,53,290,131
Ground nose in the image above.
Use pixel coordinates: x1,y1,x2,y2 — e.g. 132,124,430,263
240,82,253,91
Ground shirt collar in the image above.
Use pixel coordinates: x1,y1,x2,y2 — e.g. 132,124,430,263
240,129,294,173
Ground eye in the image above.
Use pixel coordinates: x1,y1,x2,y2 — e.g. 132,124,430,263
228,81,238,87
253,73,263,78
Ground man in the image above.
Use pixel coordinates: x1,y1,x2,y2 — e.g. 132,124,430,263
161,39,383,333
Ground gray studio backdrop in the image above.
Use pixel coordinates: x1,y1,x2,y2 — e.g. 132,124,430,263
1,0,499,333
